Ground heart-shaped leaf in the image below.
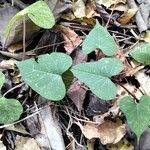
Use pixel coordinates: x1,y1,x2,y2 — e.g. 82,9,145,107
16,52,72,101
0,71,5,90
0,97,23,124
71,58,123,100
5,1,55,37
82,20,117,56
120,95,150,138
130,43,150,65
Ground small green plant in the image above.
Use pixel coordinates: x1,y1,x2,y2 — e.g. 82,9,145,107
3,5,150,142
0,72,23,124
4,0,55,38
16,20,150,139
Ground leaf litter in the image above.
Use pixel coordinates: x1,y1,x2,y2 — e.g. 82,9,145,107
1,0,150,149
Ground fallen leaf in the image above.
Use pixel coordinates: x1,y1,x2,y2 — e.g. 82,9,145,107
0,60,15,70
86,93,109,116
15,135,40,150
73,0,86,18
67,80,87,111
81,120,126,145
135,70,150,96
95,0,126,8
143,30,150,43
107,138,134,150
57,25,82,54
118,9,137,25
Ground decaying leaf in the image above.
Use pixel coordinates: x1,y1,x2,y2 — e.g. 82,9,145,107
107,138,134,150
118,9,137,25
15,135,40,150
81,120,126,145
143,30,150,43
73,0,86,18
135,70,150,96
57,25,82,54
0,60,16,70
67,80,87,111
95,0,126,8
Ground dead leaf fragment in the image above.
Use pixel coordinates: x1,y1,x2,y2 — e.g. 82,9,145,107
15,135,40,150
67,80,86,111
118,9,137,25
143,30,150,43
96,0,126,8
107,138,134,150
81,120,126,145
57,25,82,54
73,0,86,18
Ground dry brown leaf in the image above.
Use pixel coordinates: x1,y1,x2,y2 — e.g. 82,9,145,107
118,9,137,25
110,3,129,11
57,25,82,54
107,138,134,150
85,0,96,18
81,120,126,145
96,0,126,8
15,135,40,150
0,59,15,70
73,0,86,18
143,30,150,43
67,80,87,111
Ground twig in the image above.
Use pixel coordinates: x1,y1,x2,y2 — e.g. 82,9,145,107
117,81,140,102
22,16,26,60
3,82,25,97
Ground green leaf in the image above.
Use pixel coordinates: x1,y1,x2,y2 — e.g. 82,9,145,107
82,20,117,56
71,58,123,100
0,97,23,124
0,72,5,90
130,43,150,65
5,1,55,37
16,52,72,101
120,95,150,138
25,1,55,29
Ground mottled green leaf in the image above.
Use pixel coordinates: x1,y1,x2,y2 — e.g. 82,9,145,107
120,95,150,138
16,52,72,101
82,20,117,56
71,58,123,100
130,43,150,65
0,97,23,124
0,72,5,90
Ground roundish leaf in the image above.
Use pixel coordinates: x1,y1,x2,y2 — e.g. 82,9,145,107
0,97,23,124
120,95,150,138
130,43,150,65
71,58,123,100
16,52,72,101
82,20,117,56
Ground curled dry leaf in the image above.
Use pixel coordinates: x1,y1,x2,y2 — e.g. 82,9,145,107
118,8,137,25
81,120,126,145
57,25,82,54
